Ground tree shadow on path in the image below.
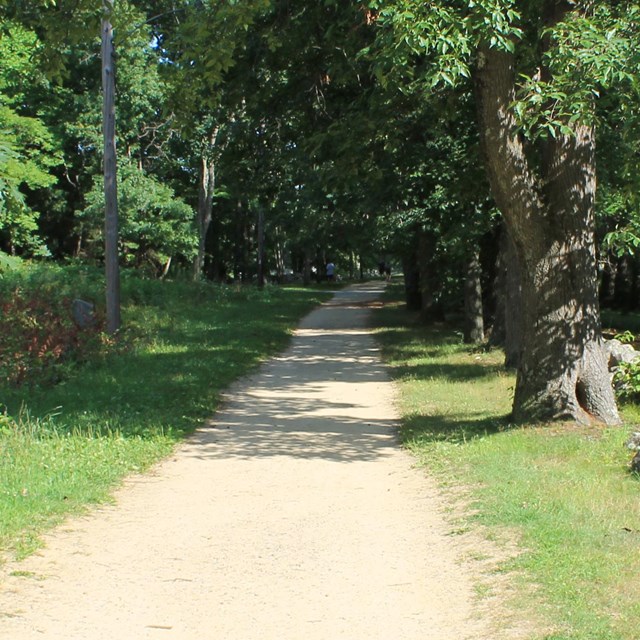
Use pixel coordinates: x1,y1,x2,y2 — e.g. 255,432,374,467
182,282,401,464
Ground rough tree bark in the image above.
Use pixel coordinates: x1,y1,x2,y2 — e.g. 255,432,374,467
474,37,619,424
502,226,523,369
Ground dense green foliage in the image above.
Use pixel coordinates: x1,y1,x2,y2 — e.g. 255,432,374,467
0,3,638,414
0,2,637,306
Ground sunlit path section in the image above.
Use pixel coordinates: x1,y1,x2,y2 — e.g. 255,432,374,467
0,282,494,640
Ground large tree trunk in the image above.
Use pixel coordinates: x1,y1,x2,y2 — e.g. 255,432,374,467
193,127,219,281
475,42,619,425
463,247,484,344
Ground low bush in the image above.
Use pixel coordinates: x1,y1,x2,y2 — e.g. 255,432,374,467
0,288,107,387
613,359,640,403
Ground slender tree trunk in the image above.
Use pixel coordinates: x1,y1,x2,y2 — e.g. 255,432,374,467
402,253,422,312
233,199,244,282
490,224,524,368
599,254,616,308
274,229,285,282
463,247,484,344
417,230,445,322
193,127,219,281
475,41,619,425
101,4,120,335
502,225,523,368
402,234,421,310
613,255,632,309
257,205,265,288
303,249,312,286
160,256,172,280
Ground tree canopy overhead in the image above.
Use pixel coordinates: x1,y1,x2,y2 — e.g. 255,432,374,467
2,0,640,424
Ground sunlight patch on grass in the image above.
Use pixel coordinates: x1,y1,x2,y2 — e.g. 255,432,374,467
0,271,329,560
374,291,640,640
0,412,173,558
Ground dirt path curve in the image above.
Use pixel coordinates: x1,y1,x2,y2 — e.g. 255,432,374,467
0,282,499,639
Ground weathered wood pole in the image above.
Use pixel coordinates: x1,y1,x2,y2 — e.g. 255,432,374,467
102,1,121,334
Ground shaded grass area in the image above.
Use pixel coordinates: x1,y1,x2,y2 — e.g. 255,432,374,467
0,267,329,559
373,290,640,640
602,309,640,336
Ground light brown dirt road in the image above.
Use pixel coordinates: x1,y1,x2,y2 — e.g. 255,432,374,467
0,282,509,639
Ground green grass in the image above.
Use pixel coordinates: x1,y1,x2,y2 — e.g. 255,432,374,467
0,267,329,559
0,412,173,559
373,289,640,640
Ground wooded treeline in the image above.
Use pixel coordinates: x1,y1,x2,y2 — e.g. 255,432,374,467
2,1,640,424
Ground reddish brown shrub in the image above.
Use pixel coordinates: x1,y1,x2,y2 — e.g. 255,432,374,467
0,289,106,387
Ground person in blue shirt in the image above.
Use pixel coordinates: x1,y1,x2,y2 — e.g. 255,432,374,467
326,261,335,282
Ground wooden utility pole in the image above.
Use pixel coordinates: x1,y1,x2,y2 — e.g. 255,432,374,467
102,1,121,334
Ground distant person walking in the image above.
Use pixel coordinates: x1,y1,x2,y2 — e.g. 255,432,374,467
326,261,335,282
378,257,391,281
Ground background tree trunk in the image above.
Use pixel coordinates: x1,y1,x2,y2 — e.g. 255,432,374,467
463,247,484,344
257,205,265,288
417,230,445,322
475,43,619,425
303,249,312,286
402,252,421,311
490,224,523,368
193,127,219,281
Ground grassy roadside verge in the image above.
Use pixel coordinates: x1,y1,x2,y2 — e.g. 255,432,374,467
0,268,330,560
373,287,640,640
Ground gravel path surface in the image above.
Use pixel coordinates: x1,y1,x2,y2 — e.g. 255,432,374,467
0,282,501,639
